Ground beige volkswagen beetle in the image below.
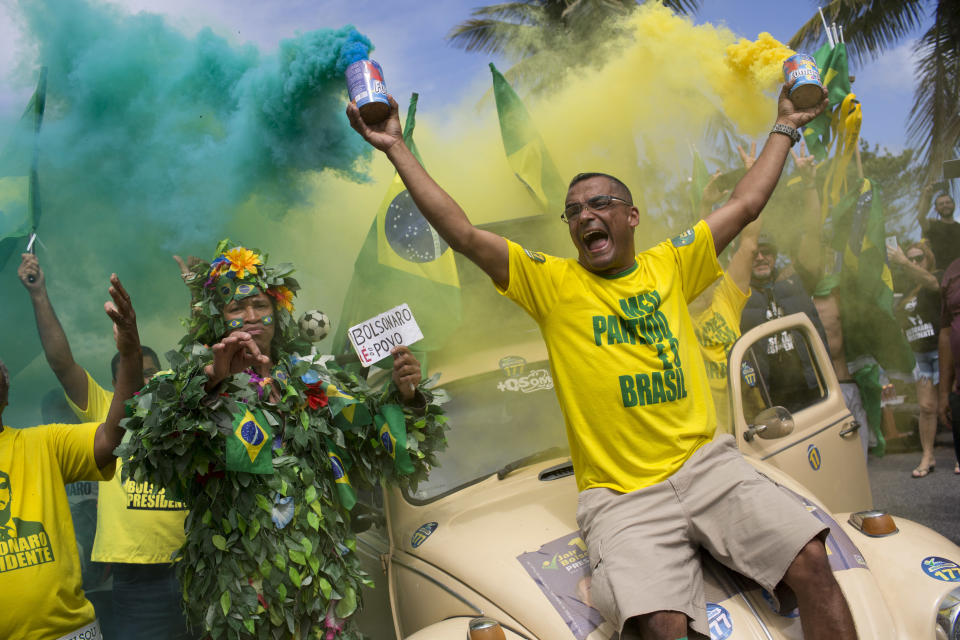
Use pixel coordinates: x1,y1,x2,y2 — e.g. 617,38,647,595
351,310,960,639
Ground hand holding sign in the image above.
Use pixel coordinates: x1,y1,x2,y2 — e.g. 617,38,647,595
348,304,424,400
391,345,422,402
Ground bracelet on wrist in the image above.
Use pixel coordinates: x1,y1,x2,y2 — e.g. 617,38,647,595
771,123,801,146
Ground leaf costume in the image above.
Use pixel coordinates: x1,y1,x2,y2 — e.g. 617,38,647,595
118,240,448,640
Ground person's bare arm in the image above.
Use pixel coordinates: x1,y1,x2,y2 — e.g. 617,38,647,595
93,275,142,469
705,84,827,255
938,327,954,427
18,253,89,408
917,182,934,237
348,97,510,289
887,245,939,291
727,219,761,294
792,143,823,279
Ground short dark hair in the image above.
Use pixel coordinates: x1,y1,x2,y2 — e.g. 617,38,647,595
568,172,633,204
935,192,954,203
111,345,161,381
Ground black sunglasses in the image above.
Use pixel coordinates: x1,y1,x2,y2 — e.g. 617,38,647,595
561,195,631,223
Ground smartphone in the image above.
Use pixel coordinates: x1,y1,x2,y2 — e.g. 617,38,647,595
885,236,898,251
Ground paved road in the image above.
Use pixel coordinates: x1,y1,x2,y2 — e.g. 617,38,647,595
867,432,959,545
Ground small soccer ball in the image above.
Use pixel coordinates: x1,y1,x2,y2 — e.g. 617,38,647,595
298,310,329,342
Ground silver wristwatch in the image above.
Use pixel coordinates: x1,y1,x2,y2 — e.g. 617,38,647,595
771,123,801,146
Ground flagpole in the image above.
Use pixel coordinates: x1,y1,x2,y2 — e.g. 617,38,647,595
25,67,47,283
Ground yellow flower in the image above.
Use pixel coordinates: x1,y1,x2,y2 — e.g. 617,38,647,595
268,286,295,312
224,247,262,279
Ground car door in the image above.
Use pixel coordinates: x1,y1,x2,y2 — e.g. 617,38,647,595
727,313,872,513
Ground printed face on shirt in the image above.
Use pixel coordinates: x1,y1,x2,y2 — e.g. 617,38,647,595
935,195,955,219
0,472,10,521
565,176,639,275
222,292,276,354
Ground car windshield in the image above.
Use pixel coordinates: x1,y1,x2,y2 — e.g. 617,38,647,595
409,360,568,501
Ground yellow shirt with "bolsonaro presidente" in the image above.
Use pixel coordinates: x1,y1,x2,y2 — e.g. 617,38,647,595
499,220,722,493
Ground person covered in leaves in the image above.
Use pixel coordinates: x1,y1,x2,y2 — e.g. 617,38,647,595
118,241,448,640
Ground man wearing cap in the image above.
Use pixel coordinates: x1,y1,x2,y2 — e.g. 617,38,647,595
1,274,142,640
350,80,857,639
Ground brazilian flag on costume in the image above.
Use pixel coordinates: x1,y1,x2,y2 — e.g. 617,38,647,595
325,440,357,511
226,407,274,474
375,404,413,475
332,94,461,357
803,42,853,162
324,381,371,430
490,63,566,215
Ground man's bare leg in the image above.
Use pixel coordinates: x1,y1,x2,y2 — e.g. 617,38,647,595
782,539,858,639
622,611,692,640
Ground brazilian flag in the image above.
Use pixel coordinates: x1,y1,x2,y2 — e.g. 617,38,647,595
326,440,357,511
490,63,566,215
802,43,852,161
332,94,461,357
324,381,371,430
0,68,45,272
375,404,413,475
829,178,914,372
225,407,274,474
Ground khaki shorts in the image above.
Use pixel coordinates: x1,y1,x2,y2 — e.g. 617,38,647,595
576,435,827,637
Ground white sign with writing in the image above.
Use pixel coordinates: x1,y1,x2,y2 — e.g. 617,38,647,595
348,303,424,366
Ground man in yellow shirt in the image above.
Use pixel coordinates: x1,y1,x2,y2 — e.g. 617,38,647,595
19,254,191,640
1,274,142,640
350,80,857,639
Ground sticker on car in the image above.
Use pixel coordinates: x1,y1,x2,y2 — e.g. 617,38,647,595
741,362,756,387
807,444,821,470
411,522,438,548
921,556,960,582
706,603,733,639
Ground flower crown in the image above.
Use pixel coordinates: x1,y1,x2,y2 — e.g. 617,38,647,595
180,239,305,355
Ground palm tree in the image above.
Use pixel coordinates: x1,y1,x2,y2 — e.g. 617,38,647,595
447,0,701,93
789,1,960,189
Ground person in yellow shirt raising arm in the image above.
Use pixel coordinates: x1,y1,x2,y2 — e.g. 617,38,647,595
349,80,857,640
18,253,193,640
0,274,142,640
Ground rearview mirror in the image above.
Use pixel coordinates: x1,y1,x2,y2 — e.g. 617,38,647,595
744,406,794,441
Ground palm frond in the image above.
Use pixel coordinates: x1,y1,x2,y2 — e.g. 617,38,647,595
789,0,926,64
905,4,960,186
447,19,543,57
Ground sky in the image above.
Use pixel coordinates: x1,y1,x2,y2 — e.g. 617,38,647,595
0,0,927,152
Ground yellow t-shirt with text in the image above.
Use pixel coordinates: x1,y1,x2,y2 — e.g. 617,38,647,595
693,271,750,434
500,220,722,493
0,422,114,640
65,370,187,563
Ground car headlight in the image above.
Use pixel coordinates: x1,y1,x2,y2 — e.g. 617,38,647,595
937,586,960,640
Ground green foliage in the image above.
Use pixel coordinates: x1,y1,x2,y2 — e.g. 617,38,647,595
117,347,448,639
854,140,923,239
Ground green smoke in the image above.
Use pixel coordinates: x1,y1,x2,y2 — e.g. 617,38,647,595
0,0,378,426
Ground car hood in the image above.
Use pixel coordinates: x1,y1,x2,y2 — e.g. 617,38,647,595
388,454,960,639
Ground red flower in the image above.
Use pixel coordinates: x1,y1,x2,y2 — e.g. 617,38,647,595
305,383,328,410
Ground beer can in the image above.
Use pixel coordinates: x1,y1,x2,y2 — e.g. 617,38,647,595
782,53,823,109
345,59,390,124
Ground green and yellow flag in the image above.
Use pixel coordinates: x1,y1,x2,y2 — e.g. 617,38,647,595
333,94,461,357
375,404,413,475
490,63,566,215
324,380,371,430
829,178,914,373
0,68,46,272
803,43,852,162
326,440,357,511
225,407,274,474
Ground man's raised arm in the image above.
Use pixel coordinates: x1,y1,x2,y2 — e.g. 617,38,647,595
93,274,142,469
18,253,89,407
347,97,510,289
706,82,827,255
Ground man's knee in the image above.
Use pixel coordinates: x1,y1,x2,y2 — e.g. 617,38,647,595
783,538,833,588
625,610,689,640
